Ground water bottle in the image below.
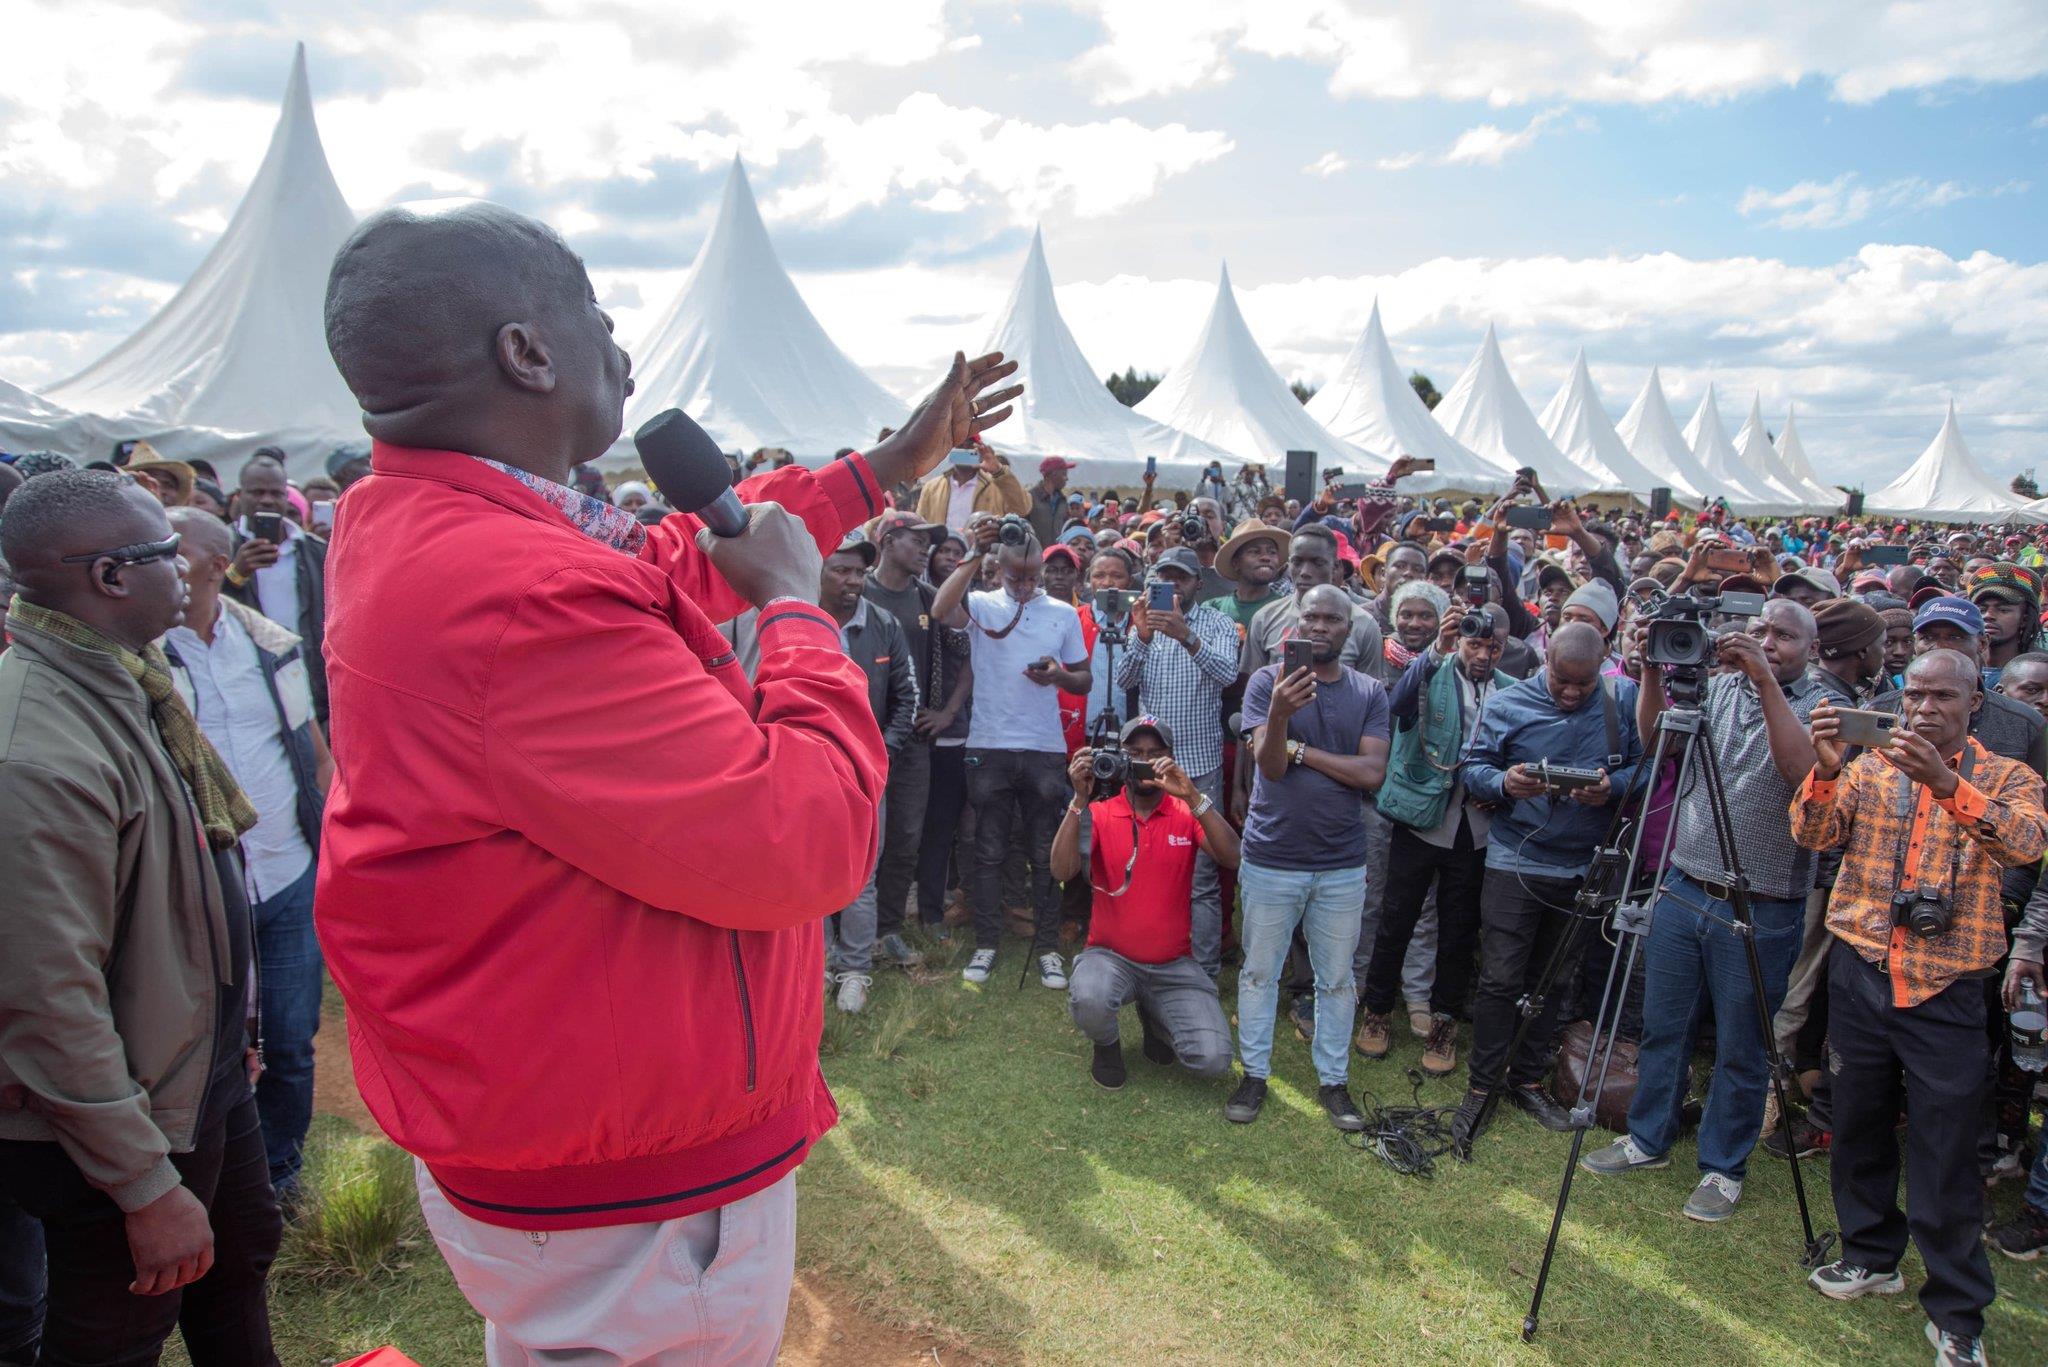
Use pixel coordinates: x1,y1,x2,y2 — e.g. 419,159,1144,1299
2012,978,2048,1074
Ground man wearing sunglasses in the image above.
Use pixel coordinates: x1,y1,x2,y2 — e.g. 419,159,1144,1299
0,470,281,1361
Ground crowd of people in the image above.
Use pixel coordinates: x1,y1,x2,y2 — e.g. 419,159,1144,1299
3,210,2046,1365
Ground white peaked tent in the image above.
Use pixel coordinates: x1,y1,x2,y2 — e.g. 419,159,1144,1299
1616,368,1712,506
1869,402,2038,523
0,45,361,478
1539,351,1670,503
1684,383,1789,514
1772,405,1843,510
1304,300,1509,495
1731,392,1817,513
976,228,1231,482
618,157,905,464
1431,325,1595,493
1135,264,1373,470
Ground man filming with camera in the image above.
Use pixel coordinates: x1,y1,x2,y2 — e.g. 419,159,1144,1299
1794,649,2047,1367
1052,718,1240,1089
1580,595,1820,1223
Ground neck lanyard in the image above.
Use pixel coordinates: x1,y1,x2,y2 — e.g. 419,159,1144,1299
1891,742,1974,899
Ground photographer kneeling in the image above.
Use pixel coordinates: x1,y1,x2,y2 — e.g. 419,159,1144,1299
1793,649,2048,1367
1052,719,1241,1089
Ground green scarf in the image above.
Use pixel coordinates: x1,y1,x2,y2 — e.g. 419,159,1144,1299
10,595,258,850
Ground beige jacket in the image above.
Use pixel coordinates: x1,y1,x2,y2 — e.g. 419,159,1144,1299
914,462,1029,527
0,616,232,1211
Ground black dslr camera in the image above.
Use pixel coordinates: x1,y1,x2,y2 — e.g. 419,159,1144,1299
1893,887,1954,939
1179,510,1207,543
1088,726,1154,798
996,513,1034,548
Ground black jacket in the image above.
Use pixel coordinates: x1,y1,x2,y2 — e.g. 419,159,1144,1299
226,528,329,726
840,601,919,752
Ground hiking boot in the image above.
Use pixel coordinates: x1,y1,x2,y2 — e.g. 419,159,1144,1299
1136,1002,1174,1066
1762,1116,1830,1161
1038,952,1068,989
962,948,997,984
1506,1083,1574,1132
1318,1084,1368,1133
1406,1000,1432,1038
1420,1015,1459,1076
834,972,872,1014
1808,1260,1904,1301
1682,1172,1742,1222
1450,1087,1491,1155
878,933,922,969
1926,1320,1989,1366
1091,1041,1127,1090
1580,1135,1670,1175
1352,1010,1391,1059
1288,994,1314,1042
1224,1075,1268,1124
1988,1204,2048,1260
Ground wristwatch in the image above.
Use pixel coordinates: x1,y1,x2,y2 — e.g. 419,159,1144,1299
1286,739,1307,767
1191,794,1215,819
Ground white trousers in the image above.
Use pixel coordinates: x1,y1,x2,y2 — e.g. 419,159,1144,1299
416,1162,797,1366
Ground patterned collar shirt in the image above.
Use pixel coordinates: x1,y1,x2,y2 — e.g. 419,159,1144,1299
1792,736,2048,1007
1668,670,1825,901
1113,602,1241,777
472,457,648,556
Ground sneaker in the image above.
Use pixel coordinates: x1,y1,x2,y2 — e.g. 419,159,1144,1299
1288,995,1315,1042
1352,1010,1391,1059
1038,953,1068,989
1450,1087,1491,1155
878,933,923,968
1580,1135,1670,1175
1926,1319,1989,1366
1506,1083,1575,1132
1406,1001,1432,1038
834,972,872,1014
1988,1205,2048,1260
1136,1003,1174,1066
1224,1075,1268,1124
1762,1116,1830,1161
1091,1041,1127,1090
1982,1149,2022,1185
1682,1172,1743,1223
1420,1015,1459,1076
962,948,997,984
1808,1259,1904,1301
1318,1083,1367,1133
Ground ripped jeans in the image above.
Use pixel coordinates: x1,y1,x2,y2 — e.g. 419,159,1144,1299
1235,859,1367,1086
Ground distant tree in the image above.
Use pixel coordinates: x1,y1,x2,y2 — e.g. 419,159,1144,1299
2014,471,2040,500
1290,380,1319,405
1408,371,1441,409
1105,367,1161,407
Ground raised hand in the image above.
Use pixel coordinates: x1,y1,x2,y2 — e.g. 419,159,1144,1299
867,351,1023,485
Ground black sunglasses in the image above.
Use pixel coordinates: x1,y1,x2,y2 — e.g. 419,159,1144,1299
60,532,181,568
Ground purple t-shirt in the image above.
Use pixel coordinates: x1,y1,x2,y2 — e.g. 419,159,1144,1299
1240,664,1391,871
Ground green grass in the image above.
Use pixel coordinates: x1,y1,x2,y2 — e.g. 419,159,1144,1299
182,933,2048,1363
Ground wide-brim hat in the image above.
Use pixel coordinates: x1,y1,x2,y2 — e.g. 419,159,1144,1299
1216,519,1288,582
129,457,196,503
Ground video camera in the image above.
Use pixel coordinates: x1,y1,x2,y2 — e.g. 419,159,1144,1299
1640,586,1766,704
1093,588,1132,645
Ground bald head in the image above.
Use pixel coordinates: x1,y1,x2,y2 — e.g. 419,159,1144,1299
1301,584,1351,619
325,201,632,475
0,470,185,645
167,506,233,563
1907,646,1978,695
1548,621,1608,673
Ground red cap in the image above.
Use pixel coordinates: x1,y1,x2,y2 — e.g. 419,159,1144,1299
1038,457,1079,476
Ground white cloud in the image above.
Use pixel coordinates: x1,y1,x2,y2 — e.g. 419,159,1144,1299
1738,173,2029,229
1303,151,1350,177
1068,2,2048,107
1376,108,1564,171
1373,151,1424,172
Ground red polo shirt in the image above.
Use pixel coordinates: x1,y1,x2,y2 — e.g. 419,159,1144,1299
1087,791,1208,965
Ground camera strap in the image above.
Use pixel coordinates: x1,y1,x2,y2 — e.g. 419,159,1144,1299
1890,741,1975,897
978,593,1031,640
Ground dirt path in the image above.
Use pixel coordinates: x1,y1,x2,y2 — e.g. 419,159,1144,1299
313,999,969,1365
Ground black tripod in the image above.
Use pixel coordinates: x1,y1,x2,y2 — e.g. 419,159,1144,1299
1472,668,1835,1342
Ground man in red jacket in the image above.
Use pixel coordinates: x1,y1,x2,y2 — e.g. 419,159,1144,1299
315,201,1018,1363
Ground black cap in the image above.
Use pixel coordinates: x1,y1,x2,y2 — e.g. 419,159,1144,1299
1119,715,1174,750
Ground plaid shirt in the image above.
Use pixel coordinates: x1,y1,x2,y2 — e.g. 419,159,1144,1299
1791,737,2048,1007
1114,603,1241,776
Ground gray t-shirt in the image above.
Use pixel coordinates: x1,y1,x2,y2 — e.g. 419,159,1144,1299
1241,594,1384,677
1668,671,1823,901
1240,664,1390,871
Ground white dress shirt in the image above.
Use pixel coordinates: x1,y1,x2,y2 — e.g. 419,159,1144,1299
242,517,303,637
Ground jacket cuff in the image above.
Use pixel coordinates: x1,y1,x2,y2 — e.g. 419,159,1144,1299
809,454,883,531
1933,777,1989,823
110,1156,183,1213
757,600,841,650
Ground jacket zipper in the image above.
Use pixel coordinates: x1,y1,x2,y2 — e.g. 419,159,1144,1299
727,932,757,1092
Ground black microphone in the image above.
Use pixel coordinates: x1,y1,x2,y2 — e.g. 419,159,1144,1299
633,408,748,538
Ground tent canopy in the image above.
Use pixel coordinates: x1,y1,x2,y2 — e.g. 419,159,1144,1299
1615,367,1711,506
1539,350,1670,504
617,157,906,464
1731,392,1817,513
1431,325,1592,495
0,45,362,480
1303,301,1508,495
1685,382,1793,514
1772,404,1843,510
1868,402,2038,523
1135,264,1373,472
976,228,1230,484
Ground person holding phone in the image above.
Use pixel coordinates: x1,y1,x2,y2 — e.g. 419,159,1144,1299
914,441,1028,535
225,449,331,724
1114,548,1243,979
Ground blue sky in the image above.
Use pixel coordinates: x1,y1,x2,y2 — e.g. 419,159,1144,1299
3,0,2045,483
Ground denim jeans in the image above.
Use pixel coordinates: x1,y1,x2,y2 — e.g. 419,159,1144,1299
1626,872,1805,1180
0,1194,43,1362
1237,859,1367,1086
915,746,967,924
826,796,884,973
254,860,321,1196
965,749,1070,954
1187,766,1225,977
873,742,930,938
